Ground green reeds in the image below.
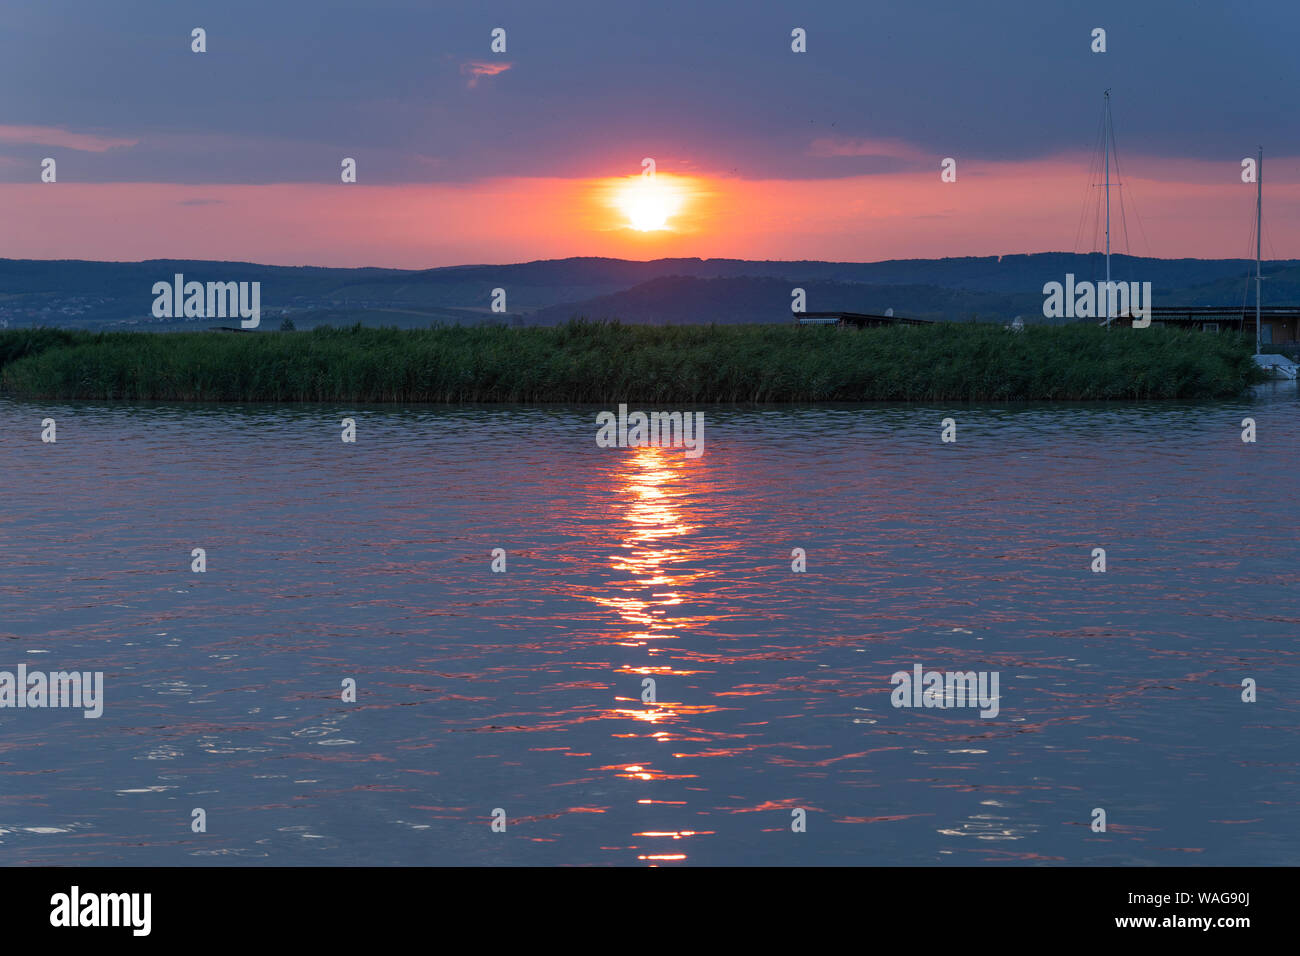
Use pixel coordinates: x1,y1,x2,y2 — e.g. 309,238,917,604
0,321,1263,403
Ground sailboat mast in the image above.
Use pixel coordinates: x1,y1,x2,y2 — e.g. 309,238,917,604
1255,146,1262,354
1104,91,1112,328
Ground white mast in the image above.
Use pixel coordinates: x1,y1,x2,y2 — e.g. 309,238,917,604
1104,90,1112,328
1255,146,1262,354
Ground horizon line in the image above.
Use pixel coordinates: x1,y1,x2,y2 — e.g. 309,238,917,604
4,250,1297,272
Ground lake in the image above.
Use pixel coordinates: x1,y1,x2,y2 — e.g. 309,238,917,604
1,388,1297,866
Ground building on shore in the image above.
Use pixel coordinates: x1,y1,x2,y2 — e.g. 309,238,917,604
1106,307,1300,343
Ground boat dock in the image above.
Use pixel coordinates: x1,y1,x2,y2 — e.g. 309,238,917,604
797,311,931,328
1253,352,1300,379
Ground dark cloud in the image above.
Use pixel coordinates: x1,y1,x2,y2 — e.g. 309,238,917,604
2,0,1295,184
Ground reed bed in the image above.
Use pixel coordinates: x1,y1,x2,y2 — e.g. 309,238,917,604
0,321,1262,402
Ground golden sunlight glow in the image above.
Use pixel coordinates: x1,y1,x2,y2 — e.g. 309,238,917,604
613,175,686,232
577,444,724,866
586,445,698,639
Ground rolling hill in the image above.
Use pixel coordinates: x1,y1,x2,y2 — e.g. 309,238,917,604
0,253,1291,330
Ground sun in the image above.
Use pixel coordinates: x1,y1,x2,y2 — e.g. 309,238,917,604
615,176,684,232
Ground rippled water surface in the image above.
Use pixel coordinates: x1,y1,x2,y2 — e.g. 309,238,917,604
2,390,1298,866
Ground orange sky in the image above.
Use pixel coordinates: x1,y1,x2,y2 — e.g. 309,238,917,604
5,153,1295,267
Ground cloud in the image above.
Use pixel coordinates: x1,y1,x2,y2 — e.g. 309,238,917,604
0,124,138,152
460,60,512,89
807,136,930,162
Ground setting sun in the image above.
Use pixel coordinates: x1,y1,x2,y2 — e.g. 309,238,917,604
614,175,686,232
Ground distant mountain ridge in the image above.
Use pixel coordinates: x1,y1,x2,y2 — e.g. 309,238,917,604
1,253,1293,329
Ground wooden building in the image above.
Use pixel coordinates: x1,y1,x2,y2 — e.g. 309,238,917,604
1108,307,1300,343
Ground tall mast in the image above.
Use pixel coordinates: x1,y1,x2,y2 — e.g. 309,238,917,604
1255,146,1262,354
1104,90,1112,328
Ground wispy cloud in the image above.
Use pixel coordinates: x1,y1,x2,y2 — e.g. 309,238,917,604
807,136,929,162
0,124,138,152
460,60,512,89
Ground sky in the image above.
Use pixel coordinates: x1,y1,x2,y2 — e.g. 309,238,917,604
2,0,1298,267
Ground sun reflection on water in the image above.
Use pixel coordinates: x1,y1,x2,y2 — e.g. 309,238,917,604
591,445,717,864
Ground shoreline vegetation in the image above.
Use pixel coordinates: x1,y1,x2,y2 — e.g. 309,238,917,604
0,322,1265,403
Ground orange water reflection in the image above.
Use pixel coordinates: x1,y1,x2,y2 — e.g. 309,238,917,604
588,446,699,639
592,445,719,864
